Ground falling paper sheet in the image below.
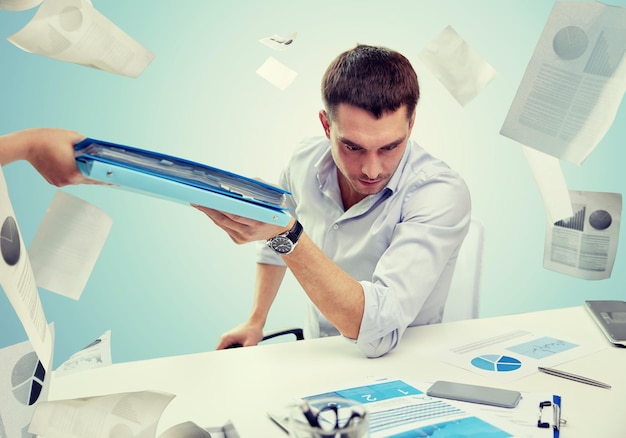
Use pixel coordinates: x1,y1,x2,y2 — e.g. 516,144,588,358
418,25,497,106
0,0,42,11
256,56,298,90
7,0,154,78
55,330,112,378
259,32,297,51
544,190,622,280
28,190,112,300
0,326,53,438
29,390,175,438
0,167,53,372
500,1,626,165
522,145,573,223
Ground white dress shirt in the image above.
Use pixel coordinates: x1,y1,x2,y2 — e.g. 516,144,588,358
257,136,471,357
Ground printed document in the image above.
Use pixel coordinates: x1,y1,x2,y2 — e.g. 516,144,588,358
544,190,621,280
0,328,53,438
269,378,531,437
7,0,154,77
28,190,112,300
500,1,626,164
0,167,53,371
431,329,605,382
54,330,112,377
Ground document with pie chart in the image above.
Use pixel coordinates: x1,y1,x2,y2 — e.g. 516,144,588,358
500,1,626,165
0,167,53,372
544,190,621,280
432,328,605,382
0,329,53,438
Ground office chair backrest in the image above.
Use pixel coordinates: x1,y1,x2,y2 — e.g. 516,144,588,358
442,218,485,323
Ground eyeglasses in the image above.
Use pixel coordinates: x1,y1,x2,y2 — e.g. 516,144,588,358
298,399,367,433
537,396,567,438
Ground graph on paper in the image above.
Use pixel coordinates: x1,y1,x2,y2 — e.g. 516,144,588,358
434,329,605,382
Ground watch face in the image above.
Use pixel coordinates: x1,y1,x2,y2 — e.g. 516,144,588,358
269,235,293,254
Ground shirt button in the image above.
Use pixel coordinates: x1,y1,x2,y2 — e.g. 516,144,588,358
333,224,339,230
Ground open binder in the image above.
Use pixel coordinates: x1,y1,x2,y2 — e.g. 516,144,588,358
74,138,292,225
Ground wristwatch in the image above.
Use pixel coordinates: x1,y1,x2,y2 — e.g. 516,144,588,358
266,220,303,255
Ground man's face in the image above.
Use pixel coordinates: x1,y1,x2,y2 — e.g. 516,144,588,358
320,103,415,207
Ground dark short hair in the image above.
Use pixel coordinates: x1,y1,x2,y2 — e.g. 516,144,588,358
321,44,420,120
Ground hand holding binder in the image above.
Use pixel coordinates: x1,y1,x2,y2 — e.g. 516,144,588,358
74,138,292,225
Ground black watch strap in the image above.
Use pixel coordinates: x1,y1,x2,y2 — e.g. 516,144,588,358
285,220,303,244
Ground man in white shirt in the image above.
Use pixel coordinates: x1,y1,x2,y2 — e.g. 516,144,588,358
194,44,471,358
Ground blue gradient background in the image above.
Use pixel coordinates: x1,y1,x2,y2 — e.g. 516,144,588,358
1,1,624,369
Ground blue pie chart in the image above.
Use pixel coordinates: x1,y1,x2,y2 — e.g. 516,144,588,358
471,355,521,372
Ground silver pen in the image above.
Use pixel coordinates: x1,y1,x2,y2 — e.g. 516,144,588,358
538,366,611,389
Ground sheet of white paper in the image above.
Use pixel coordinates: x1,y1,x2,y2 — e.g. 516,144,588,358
0,325,53,438
431,329,606,383
28,390,175,438
418,25,497,106
0,167,53,371
544,190,621,280
500,2,626,165
7,0,154,78
54,330,112,378
256,56,298,90
0,0,42,11
28,190,112,300
522,145,573,223
259,32,297,51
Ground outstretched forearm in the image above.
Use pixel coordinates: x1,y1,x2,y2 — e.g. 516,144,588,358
282,233,364,339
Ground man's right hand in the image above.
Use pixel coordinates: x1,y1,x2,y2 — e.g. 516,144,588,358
216,320,265,350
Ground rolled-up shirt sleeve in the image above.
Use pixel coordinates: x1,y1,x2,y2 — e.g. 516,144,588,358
355,168,471,358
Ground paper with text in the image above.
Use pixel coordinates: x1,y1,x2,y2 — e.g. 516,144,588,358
7,0,155,78
28,190,112,300
269,378,529,437
55,329,112,377
0,167,53,371
500,2,626,165
29,390,175,438
544,190,621,280
0,327,53,438
419,25,497,106
431,329,606,382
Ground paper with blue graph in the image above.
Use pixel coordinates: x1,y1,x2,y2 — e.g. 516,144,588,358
268,378,533,437
433,329,606,382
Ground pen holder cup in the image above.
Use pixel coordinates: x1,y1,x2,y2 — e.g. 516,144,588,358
289,397,369,438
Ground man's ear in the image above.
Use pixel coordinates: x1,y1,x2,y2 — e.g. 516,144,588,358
319,110,331,138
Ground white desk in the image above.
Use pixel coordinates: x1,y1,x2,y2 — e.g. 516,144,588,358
49,306,625,437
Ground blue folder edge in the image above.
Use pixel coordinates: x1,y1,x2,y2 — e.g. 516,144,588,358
74,138,292,226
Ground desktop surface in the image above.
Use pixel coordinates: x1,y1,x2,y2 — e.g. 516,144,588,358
49,306,625,437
